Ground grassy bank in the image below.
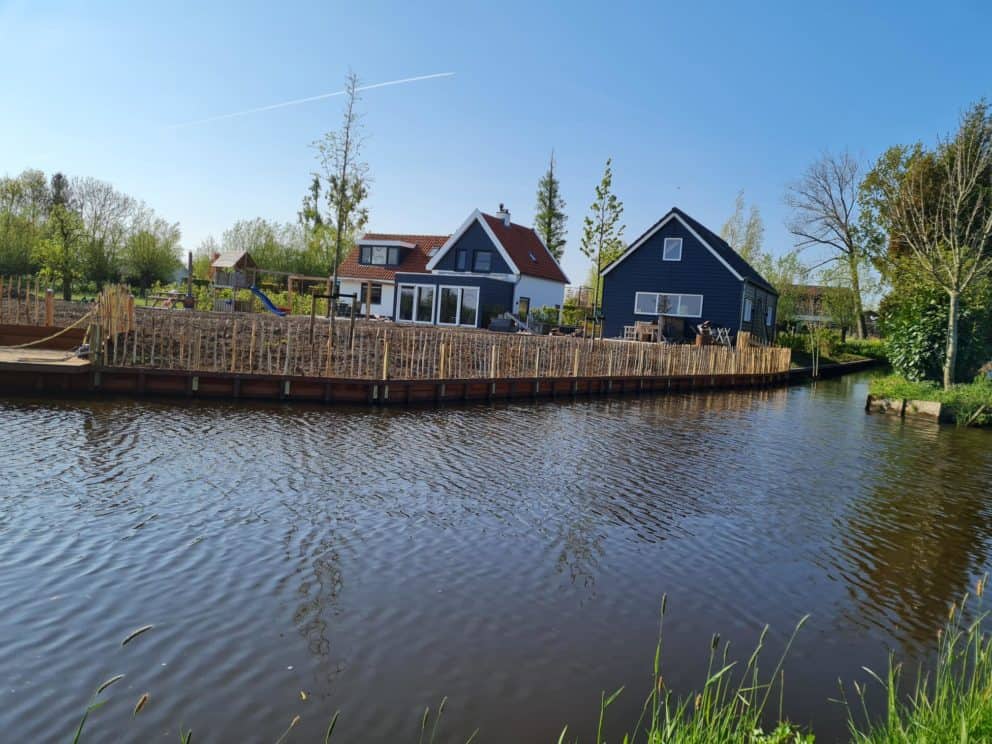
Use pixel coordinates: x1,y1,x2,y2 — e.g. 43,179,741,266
74,587,992,743
780,332,887,368
870,374,992,426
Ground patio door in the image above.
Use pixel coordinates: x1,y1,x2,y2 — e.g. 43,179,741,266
517,296,530,319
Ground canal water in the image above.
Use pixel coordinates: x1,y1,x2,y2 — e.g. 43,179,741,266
1,372,990,742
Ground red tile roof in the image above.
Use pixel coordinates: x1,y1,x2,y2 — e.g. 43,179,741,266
480,214,569,283
337,233,450,282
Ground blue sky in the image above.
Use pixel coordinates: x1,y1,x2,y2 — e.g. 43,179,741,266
1,0,990,285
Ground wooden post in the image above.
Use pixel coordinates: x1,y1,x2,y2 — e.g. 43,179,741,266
349,294,357,349
44,288,54,326
439,342,447,379
309,292,317,344
365,282,372,321
381,338,390,380
572,346,580,377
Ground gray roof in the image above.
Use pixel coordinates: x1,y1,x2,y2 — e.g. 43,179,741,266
211,251,256,269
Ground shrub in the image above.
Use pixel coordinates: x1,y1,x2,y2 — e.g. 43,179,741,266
879,284,992,382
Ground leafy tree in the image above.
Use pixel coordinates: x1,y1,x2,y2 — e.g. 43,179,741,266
786,151,870,338
534,150,567,261
37,173,85,300
192,236,219,279
720,190,765,263
580,158,625,335
122,220,181,294
862,102,992,387
313,71,370,327
73,176,137,288
298,174,329,275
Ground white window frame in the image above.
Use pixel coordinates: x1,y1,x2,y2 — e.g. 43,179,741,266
397,283,436,324
663,237,683,261
633,291,704,318
437,285,481,328
743,297,754,323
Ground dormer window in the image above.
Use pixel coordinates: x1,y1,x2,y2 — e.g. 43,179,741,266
663,237,683,261
359,245,402,266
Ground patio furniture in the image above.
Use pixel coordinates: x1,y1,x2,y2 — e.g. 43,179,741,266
634,321,658,342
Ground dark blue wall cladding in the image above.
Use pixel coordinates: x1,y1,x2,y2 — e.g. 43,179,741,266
392,273,514,328
432,220,512,274
602,218,746,337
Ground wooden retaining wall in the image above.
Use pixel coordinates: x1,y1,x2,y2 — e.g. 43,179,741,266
0,364,791,405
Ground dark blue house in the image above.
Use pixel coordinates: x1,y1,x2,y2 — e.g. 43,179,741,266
601,207,778,342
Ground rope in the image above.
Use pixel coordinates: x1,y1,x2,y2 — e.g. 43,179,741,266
4,308,95,348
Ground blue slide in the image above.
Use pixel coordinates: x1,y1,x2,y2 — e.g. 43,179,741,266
250,286,287,316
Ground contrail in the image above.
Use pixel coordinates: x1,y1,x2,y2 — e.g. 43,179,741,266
168,72,455,129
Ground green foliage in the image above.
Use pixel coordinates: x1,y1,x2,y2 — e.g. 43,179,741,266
836,337,887,361
313,71,370,277
122,224,181,293
879,283,992,382
869,374,992,425
849,583,992,742
534,150,567,261
720,190,765,265
529,305,561,324
38,201,86,300
581,158,625,312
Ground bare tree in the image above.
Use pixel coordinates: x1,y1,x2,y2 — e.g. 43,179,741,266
313,71,370,335
885,103,992,388
73,176,137,287
786,151,868,338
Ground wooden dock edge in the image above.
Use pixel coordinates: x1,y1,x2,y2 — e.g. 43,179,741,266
0,365,794,406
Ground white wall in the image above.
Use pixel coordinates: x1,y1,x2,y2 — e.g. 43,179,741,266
338,279,396,317
513,276,565,313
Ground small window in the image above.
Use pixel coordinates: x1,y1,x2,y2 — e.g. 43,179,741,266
766,306,774,326
386,246,401,265
372,246,388,265
360,282,383,304
473,251,492,272
455,249,468,271
528,251,537,263
359,245,372,264
743,297,753,322
663,237,683,261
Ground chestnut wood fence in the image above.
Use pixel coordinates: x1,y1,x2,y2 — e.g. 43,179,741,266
0,282,792,381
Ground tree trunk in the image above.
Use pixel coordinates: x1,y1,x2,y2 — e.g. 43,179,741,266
943,290,960,390
62,276,71,301
848,252,866,339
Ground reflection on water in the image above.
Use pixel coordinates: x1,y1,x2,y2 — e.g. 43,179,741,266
1,374,990,742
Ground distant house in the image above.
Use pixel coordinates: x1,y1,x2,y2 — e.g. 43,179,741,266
340,205,569,328
601,207,778,341
337,234,449,317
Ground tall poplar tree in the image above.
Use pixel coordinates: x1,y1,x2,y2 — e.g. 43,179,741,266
534,150,567,261
580,158,625,338
313,71,370,333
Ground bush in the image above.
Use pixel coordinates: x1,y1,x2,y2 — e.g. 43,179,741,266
836,337,887,361
879,284,992,382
